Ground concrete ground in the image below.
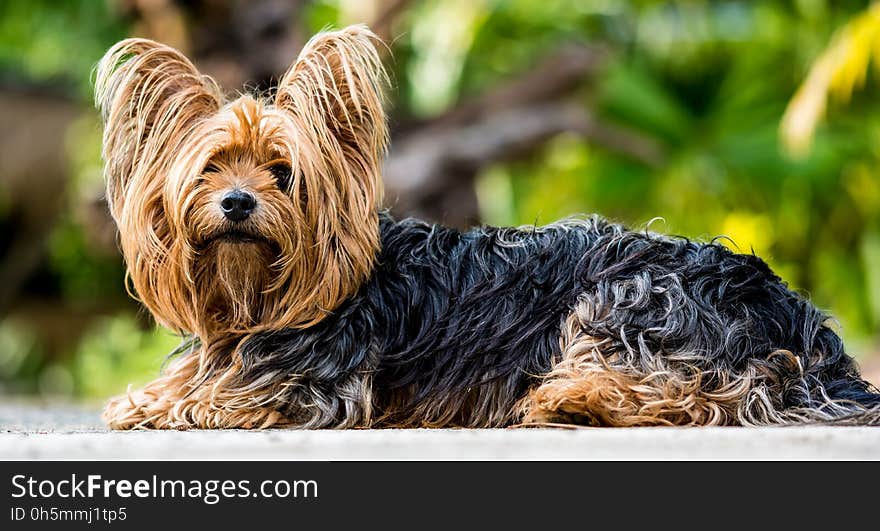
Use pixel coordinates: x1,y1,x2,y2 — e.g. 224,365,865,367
1,402,879,460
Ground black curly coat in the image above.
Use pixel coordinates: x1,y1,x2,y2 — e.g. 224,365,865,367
238,212,880,427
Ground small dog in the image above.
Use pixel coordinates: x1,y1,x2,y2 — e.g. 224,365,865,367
95,25,880,429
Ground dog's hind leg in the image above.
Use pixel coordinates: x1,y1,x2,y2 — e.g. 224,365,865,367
520,288,880,427
519,305,753,427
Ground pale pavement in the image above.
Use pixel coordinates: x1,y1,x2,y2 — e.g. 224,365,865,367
1,402,879,460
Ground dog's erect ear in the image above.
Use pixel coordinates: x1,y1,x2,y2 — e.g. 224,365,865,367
274,25,388,200
272,25,389,326
95,39,222,335
94,38,221,222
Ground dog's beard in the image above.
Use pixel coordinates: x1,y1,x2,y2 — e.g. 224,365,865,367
195,240,277,334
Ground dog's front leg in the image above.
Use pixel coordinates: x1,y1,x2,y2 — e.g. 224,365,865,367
102,379,180,430
102,354,290,430
102,384,290,430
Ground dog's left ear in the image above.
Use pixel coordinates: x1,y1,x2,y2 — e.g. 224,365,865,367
273,25,389,325
94,38,221,223
275,24,388,198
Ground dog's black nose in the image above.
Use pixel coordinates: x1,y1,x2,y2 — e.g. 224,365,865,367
220,190,256,222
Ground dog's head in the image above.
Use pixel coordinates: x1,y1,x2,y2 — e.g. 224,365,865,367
95,25,388,338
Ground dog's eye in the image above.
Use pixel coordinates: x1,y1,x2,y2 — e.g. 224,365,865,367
202,161,221,174
269,163,292,190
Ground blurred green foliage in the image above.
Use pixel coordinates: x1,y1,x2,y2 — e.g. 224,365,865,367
0,0,125,96
72,316,178,399
2,0,880,400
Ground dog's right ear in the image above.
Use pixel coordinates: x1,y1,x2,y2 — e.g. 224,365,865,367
94,38,221,222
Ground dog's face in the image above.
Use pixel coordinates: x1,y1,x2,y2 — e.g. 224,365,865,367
95,26,388,338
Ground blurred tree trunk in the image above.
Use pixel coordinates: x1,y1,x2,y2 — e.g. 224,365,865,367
384,46,664,228
0,89,79,315
123,0,307,90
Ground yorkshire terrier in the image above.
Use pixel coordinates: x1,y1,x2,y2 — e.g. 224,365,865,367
95,25,880,429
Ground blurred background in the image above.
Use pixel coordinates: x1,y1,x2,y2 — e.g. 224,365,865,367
2,0,880,405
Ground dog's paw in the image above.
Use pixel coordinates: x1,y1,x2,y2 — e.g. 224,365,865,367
102,383,292,430
101,389,172,430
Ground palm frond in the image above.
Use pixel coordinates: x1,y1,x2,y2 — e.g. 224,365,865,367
781,3,880,155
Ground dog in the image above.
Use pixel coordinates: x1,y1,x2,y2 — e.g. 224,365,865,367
95,24,880,429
